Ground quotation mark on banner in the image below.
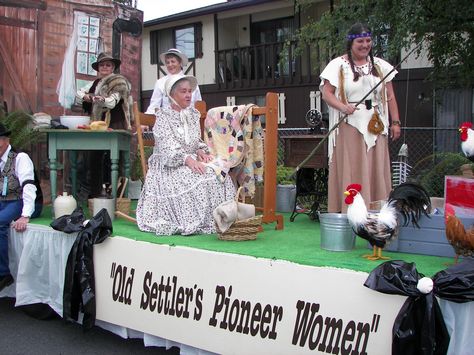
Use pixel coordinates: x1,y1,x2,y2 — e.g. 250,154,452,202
371,313,380,333
110,262,135,305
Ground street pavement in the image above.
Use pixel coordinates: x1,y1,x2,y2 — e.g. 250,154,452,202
0,297,179,354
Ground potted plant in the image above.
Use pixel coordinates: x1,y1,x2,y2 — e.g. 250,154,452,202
0,110,41,150
276,165,296,212
129,146,154,199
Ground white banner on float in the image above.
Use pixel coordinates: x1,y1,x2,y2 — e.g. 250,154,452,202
94,237,405,354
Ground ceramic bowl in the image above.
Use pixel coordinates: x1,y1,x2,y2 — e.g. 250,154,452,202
59,115,90,129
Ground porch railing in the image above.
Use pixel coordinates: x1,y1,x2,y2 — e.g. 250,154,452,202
216,41,323,90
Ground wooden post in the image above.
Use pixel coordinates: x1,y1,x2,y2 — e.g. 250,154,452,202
258,92,283,230
195,100,207,139
198,93,283,230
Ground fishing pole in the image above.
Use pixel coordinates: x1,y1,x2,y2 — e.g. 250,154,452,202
288,40,424,179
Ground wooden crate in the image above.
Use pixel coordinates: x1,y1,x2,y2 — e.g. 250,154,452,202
369,213,474,257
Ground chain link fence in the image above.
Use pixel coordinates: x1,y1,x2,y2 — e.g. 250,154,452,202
277,127,468,197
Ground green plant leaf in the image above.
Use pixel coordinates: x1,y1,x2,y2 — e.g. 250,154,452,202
0,110,40,150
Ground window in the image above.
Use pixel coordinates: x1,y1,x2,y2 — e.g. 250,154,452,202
175,26,195,60
250,18,296,78
150,23,203,65
76,14,101,76
250,17,295,45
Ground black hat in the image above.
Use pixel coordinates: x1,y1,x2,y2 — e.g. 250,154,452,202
0,123,11,137
91,53,121,71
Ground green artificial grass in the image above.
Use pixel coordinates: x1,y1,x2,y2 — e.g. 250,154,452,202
34,204,453,276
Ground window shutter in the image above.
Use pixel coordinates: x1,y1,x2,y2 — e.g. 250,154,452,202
150,30,159,64
195,22,203,59
150,29,173,64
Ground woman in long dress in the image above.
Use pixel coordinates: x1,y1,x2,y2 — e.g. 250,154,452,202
136,75,235,235
320,23,401,213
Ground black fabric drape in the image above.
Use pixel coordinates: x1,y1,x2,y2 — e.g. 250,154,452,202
50,207,86,233
60,208,112,330
364,259,474,355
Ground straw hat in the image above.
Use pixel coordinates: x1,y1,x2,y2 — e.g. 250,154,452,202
159,48,188,67
91,53,121,71
165,74,198,97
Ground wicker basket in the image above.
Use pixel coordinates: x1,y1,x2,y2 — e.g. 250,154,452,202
115,177,131,215
217,215,262,241
116,198,131,215
216,186,262,241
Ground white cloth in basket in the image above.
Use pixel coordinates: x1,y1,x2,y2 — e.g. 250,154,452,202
237,202,255,221
213,200,237,233
213,200,255,233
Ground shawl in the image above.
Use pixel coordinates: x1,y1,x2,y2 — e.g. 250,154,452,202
204,104,264,197
92,73,133,129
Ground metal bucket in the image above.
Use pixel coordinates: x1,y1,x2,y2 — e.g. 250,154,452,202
319,213,355,251
276,184,296,212
93,197,116,221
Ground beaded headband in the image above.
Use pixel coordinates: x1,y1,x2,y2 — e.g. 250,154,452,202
347,32,371,40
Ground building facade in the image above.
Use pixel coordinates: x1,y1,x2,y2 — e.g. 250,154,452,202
140,0,438,130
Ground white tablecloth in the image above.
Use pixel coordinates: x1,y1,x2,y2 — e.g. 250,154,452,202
1,224,76,315
0,223,215,355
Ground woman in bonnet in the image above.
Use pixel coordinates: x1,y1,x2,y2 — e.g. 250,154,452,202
136,75,234,235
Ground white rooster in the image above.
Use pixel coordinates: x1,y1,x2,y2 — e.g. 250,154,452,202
459,122,474,161
344,182,431,260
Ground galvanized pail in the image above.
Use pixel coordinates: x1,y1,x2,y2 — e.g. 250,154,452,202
319,213,355,251
93,197,116,221
276,184,296,213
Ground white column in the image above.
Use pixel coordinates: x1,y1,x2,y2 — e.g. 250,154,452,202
226,96,236,106
309,90,321,111
278,93,286,124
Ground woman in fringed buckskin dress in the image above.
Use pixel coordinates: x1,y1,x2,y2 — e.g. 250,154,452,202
136,75,235,235
320,23,401,213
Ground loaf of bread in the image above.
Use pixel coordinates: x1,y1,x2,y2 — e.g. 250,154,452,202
90,121,108,131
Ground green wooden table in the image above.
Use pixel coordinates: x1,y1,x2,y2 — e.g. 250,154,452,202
43,129,131,203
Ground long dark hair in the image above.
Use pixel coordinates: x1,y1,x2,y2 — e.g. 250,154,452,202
346,23,378,81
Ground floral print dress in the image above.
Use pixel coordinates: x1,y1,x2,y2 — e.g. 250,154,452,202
136,106,235,235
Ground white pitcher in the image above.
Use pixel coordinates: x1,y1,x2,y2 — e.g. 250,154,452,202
54,192,77,219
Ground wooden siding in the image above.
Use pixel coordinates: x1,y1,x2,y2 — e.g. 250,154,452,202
0,6,38,112
0,0,142,116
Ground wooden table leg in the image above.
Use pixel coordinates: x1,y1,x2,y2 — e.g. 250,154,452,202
49,156,57,218
70,151,77,197
110,158,119,198
123,150,130,196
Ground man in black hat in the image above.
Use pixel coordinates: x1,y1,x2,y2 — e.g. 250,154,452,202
0,122,38,292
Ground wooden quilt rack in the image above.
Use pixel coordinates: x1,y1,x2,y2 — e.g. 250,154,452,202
196,92,283,230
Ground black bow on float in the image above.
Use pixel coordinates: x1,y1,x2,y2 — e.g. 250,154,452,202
364,259,474,355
